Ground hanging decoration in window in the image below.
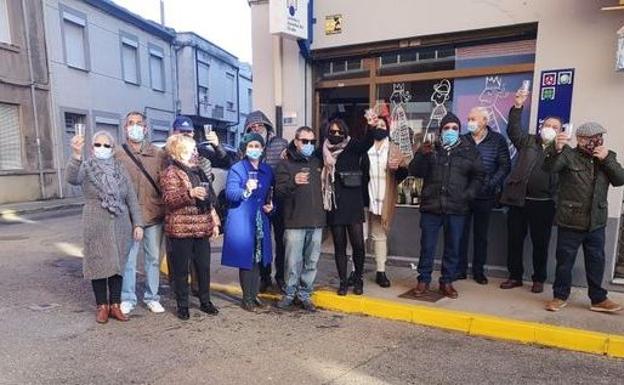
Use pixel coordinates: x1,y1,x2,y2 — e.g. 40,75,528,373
425,79,452,136
388,83,414,162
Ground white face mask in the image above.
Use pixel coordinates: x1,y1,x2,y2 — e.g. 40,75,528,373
94,147,113,160
467,121,479,133
127,124,145,143
540,126,557,143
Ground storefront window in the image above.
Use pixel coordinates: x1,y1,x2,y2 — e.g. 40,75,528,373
319,86,370,139
316,58,368,81
378,47,455,76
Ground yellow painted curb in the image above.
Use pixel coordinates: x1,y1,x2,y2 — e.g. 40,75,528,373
207,285,624,359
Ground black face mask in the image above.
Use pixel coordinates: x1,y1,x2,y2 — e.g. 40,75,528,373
372,128,388,140
328,135,344,145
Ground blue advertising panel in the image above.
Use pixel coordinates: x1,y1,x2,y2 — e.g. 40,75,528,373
536,68,575,132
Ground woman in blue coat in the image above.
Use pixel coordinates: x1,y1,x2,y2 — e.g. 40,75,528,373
222,133,274,311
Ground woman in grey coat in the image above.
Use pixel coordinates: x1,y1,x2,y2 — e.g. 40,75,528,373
66,131,144,324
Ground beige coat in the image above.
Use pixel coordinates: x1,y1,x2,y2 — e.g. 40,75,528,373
115,142,166,226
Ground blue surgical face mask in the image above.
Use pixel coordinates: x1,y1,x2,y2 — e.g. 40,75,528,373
127,124,145,143
467,121,479,133
300,143,314,157
246,148,263,160
441,129,459,146
94,147,113,160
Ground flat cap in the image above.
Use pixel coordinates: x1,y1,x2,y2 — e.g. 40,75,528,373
576,122,606,137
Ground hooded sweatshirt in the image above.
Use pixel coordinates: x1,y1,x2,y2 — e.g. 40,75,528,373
244,111,288,171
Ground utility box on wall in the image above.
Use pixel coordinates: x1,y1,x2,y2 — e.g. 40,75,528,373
617,25,624,71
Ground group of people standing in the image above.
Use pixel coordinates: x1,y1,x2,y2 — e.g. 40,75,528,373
68,87,624,324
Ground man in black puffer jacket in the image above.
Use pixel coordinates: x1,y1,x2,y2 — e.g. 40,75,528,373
409,113,484,299
244,111,289,292
458,107,511,285
499,90,560,293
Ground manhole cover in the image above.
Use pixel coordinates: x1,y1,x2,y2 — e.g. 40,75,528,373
399,288,445,303
0,235,29,241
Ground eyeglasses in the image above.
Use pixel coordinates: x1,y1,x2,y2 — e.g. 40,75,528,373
297,138,317,145
329,129,342,136
94,143,112,148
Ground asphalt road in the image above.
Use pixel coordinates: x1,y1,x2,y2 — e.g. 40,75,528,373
1,209,623,385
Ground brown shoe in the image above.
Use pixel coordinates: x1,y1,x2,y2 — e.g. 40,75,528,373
439,283,458,299
500,279,523,290
96,304,109,324
531,282,544,293
590,299,623,313
545,298,567,312
413,281,430,296
109,304,129,321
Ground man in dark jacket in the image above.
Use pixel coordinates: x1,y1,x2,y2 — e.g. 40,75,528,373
274,126,325,312
458,107,511,284
544,122,624,313
409,113,484,298
244,110,289,292
499,91,561,293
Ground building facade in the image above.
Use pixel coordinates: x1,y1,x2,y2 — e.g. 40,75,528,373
176,32,248,146
44,0,177,197
250,0,624,288
237,61,253,147
0,0,57,204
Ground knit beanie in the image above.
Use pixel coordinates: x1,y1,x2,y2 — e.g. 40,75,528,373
439,112,461,130
239,132,265,152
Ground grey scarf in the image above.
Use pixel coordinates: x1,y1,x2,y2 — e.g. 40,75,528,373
84,158,126,216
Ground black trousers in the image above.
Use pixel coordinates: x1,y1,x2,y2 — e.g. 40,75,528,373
240,262,260,303
507,200,555,283
553,227,608,304
459,198,495,277
92,275,122,305
331,223,365,282
169,237,211,308
260,205,285,283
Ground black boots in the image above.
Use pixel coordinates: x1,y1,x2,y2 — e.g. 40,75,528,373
337,281,348,296
375,272,391,288
340,271,364,295
353,276,364,295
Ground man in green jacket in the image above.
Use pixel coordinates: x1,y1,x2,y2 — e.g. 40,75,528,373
544,122,624,313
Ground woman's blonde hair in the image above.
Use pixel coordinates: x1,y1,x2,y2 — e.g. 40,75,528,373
166,134,195,161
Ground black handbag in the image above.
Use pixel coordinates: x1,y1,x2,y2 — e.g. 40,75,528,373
338,171,363,188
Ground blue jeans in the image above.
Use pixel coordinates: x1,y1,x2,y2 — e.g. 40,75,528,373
284,228,323,301
553,226,608,305
418,213,466,284
121,224,163,305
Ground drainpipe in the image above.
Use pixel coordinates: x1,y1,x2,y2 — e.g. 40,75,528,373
22,0,46,199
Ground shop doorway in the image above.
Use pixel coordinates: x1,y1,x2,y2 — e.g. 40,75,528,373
317,86,370,140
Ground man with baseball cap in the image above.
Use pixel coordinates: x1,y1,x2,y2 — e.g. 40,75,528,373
544,122,624,313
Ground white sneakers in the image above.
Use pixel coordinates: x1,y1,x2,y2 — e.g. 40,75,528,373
120,300,165,314
120,301,135,315
146,300,165,313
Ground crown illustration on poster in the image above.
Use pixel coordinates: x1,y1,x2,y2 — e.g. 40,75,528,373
484,76,503,89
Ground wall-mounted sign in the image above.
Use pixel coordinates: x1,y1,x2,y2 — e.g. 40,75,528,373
325,14,342,35
536,68,575,131
283,112,298,126
617,25,624,71
270,0,308,40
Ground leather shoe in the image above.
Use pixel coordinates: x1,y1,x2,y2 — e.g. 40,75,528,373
413,281,429,296
177,307,190,320
473,275,488,285
500,279,523,289
439,283,458,299
96,304,109,324
531,282,544,293
337,282,348,296
200,301,219,315
353,277,364,295
109,304,129,322
241,300,256,312
376,272,391,288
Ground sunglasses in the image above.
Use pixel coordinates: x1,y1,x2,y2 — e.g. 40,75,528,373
329,129,343,136
93,143,112,149
298,139,317,145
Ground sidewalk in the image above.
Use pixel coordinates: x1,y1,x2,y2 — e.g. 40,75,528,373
0,198,83,219
203,237,624,358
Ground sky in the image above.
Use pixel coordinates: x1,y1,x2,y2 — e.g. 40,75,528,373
112,0,252,63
